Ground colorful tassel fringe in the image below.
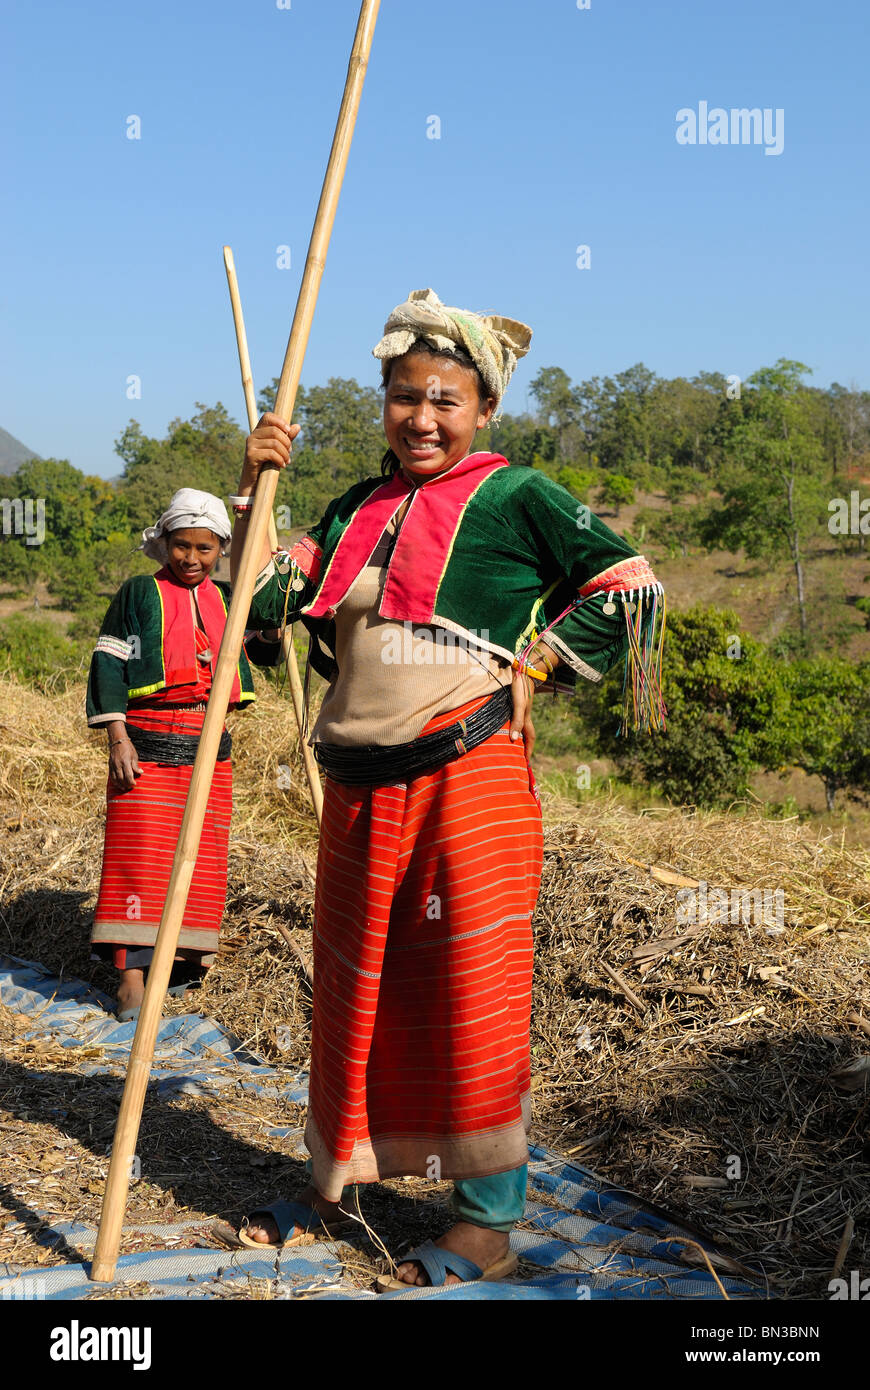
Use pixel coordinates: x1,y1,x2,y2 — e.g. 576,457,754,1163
518,582,667,736
618,586,667,735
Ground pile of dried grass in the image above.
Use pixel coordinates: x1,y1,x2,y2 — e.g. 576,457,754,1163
1,674,868,1296
0,678,105,831
0,672,319,844
528,809,870,1298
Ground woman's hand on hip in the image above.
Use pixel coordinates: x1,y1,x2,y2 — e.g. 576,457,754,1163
509,670,535,757
239,413,301,492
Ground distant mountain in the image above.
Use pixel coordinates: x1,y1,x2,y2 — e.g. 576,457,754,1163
0,427,40,475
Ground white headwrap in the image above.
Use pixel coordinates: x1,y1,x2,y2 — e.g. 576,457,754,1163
372,288,532,420
140,488,232,563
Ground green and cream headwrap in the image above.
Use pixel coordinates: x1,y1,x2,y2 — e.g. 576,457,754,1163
372,288,533,419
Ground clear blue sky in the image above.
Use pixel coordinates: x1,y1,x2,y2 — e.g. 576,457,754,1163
1,0,867,478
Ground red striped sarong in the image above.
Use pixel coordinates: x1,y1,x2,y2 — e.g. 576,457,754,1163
91,648,232,968
305,695,544,1199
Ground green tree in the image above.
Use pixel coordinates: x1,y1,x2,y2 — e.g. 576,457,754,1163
529,366,585,463
700,361,831,637
0,535,48,599
47,552,102,613
780,658,870,811
117,403,248,529
661,464,709,504
591,607,790,807
258,377,383,463
591,364,658,483
485,414,557,470
826,382,870,474
556,465,598,502
642,502,705,559
598,473,635,514
0,614,87,690
9,458,124,556
0,459,133,613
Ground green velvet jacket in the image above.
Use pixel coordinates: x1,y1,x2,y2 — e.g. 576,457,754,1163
252,452,662,697
86,573,277,726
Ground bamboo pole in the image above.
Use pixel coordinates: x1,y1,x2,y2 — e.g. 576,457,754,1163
222,245,324,825
90,0,380,1282
221,245,259,429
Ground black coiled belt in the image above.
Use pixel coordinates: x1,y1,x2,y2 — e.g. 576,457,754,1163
312,684,513,787
126,726,232,766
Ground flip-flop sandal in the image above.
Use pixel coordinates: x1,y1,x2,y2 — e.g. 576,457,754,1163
375,1240,518,1292
209,1220,246,1249
236,1199,357,1250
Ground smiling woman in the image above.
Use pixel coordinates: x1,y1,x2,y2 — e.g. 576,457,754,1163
85,489,280,1021
381,343,496,476
228,287,666,1290
166,527,223,586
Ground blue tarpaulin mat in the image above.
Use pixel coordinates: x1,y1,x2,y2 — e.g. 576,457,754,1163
0,953,307,1103
0,953,772,1301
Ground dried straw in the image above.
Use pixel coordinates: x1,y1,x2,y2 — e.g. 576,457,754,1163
1,674,868,1297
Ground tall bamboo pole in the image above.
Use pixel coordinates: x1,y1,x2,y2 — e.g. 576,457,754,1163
221,245,258,430
90,0,380,1282
222,245,324,826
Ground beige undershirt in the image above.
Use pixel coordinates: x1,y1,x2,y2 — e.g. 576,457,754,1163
311,518,512,747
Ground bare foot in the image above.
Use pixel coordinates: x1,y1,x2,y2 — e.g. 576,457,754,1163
242,1184,346,1244
116,968,145,1014
395,1222,511,1286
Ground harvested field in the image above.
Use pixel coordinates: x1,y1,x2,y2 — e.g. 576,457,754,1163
1,673,868,1297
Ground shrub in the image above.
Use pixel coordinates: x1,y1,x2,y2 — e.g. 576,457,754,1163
0,615,87,691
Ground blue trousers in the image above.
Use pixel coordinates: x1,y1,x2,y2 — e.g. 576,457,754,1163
306,1160,528,1232
451,1164,529,1231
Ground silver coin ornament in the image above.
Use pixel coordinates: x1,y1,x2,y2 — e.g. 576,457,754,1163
601,600,617,615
